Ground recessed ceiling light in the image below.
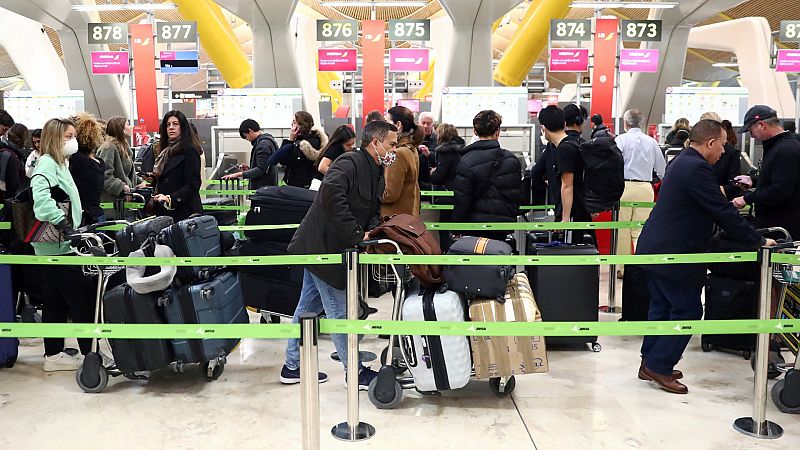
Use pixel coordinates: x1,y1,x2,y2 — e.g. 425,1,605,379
71,2,177,12
320,1,428,7
570,1,678,9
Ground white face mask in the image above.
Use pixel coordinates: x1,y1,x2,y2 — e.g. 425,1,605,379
375,141,396,168
63,138,79,156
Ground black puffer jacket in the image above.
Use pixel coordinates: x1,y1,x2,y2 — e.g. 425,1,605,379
271,129,328,189
452,139,522,224
429,136,465,198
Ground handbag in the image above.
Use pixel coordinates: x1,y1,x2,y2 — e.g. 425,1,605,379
12,174,71,243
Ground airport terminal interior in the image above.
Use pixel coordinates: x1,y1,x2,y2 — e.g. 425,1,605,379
1,0,800,449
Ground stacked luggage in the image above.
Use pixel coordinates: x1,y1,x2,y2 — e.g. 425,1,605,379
1,261,18,369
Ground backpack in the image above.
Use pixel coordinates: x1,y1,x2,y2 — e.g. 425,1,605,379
579,137,625,214
367,214,443,289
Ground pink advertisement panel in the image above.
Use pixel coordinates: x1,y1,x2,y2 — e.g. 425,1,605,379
90,51,129,75
619,49,660,73
318,49,357,72
389,48,430,72
776,49,800,73
548,48,590,72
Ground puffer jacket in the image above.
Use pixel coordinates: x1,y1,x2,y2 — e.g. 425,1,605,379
452,139,522,224
270,128,329,188
429,136,466,196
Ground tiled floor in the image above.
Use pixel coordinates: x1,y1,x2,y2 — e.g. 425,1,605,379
1,269,798,450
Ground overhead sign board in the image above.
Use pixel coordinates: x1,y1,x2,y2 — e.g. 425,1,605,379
156,21,197,43
318,48,358,72
550,19,591,41
172,91,211,100
397,98,420,112
316,19,358,42
88,22,128,44
159,51,199,74
389,48,430,72
619,49,660,73
776,49,800,72
620,20,662,42
548,48,590,72
388,19,430,41
780,20,800,42
90,51,130,75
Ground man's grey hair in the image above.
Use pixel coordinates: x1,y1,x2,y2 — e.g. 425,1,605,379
419,112,434,122
623,109,644,129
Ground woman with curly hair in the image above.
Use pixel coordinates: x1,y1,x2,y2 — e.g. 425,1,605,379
69,113,107,224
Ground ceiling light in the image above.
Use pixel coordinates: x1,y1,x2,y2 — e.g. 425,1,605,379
711,62,739,67
320,1,428,7
71,2,177,12
570,1,678,9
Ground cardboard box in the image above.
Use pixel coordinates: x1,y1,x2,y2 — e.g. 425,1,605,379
469,273,549,379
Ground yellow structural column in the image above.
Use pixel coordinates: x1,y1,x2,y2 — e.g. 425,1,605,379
414,59,435,101
173,0,253,88
493,0,571,87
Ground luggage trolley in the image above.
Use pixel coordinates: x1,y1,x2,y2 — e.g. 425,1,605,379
362,239,516,410
768,244,800,413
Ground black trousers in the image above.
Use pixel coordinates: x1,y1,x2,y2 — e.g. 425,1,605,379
40,265,97,356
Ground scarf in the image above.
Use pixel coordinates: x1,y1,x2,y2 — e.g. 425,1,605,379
152,138,181,177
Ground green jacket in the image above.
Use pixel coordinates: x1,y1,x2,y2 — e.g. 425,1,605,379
97,139,141,219
31,154,83,256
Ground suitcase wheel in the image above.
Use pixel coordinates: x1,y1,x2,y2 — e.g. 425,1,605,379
368,366,403,409
4,355,16,369
701,341,714,353
771,371,800,413
591,343,602,353
200,359,225,381
750,352,785,380
76,353,109,394
489,376,516,398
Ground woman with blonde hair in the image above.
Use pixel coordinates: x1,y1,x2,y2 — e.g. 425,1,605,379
31,117,97,371
665,117,690,144
97,116,144,219
69,113,107,224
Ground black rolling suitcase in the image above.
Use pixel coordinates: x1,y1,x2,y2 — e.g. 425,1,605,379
238,239,303,317
116,216,174,257
701,274,757,358
526,242,600,349
443,236,515,300
202,197,238,226
244,186,315,242
103,284,174,373
1,263,18,369
621,265,651,321
158,215,222,283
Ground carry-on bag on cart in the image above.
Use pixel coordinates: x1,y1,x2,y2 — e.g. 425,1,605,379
244,186,315,242
116,216,174,257
701,274,757,358
443,236,514,300
103,283,174,373
621,265,651,321
526,243,601,350
469,273,548,378
401,288,472,392
0,263,18,369
160,270,249,364
238,239,303,317
158,215,222,283
202,197,238,226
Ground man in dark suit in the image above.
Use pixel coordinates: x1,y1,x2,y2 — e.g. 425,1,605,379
635,119,775,394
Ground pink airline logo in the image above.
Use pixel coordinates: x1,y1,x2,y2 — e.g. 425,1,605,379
318,48,357,72
619,49,660,73
389,48,430,72
776,50,800,73
548,48,590,72
90,51,130,75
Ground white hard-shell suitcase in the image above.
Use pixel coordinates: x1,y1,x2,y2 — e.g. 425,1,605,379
401,289,472,392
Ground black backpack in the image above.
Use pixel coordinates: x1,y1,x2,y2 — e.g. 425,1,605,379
579,137,624,213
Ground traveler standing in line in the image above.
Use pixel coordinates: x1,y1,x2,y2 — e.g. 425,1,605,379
699,113,742,200
732,105,800,241
590,114,614,139
269,111,328,189
636,119,772,394
222,119,278,189
282,120,397,387
783,119,798,140
98,117,145,219
382,105,422,217
69,113,107,225
614,109,666,277
452,110,521,241
315,124,356,177
0,109,13,142
664,117,690,145
32,117,98,370
150,110,203,221
429,123,465,251
24,128,42,178
417,112,438,188
0,123,28,200
365,110,385,124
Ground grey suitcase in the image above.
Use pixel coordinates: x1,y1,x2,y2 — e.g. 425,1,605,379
158,215,221,283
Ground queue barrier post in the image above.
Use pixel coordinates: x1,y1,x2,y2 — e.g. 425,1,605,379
332,249,375,441
300,313,321,450
606,202,620,313
734,246,783,439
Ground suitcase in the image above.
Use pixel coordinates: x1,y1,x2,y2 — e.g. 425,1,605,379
103,284,174,373
402,289,472,392
621,265,651,321
1,264,18,369
116,216,174,257
244,186,315,242
202,197,238,226
158,215,221,284
160,271,249,364
443,236,514,300
237,239,303,316
701,274,757,357
526,243,600,348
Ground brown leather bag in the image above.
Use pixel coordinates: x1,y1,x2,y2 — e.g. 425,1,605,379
368,214,443,289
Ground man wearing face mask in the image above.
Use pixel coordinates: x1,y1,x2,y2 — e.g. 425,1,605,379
635,120,773,394
283,121,397,388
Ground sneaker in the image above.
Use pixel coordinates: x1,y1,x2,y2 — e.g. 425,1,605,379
345,366,379,391
279,365,328,385
43,352,83,372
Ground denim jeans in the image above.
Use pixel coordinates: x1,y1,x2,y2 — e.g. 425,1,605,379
285,269,355,370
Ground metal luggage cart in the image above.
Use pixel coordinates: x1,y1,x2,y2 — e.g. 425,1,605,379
768,245,800,413
362,239,516,410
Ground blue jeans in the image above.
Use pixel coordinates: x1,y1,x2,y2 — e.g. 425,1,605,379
640,271,704,376
285,269,355,370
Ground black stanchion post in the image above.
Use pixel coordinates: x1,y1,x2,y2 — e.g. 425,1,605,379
300,313,320,450
734,246,783,439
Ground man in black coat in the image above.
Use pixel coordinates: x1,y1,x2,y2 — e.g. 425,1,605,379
733,106,800,239
222,119,277,189
636,119,773,394
282,121,397,387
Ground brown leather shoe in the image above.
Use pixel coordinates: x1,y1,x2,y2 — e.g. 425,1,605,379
640,366,688,394
638,361,683,380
